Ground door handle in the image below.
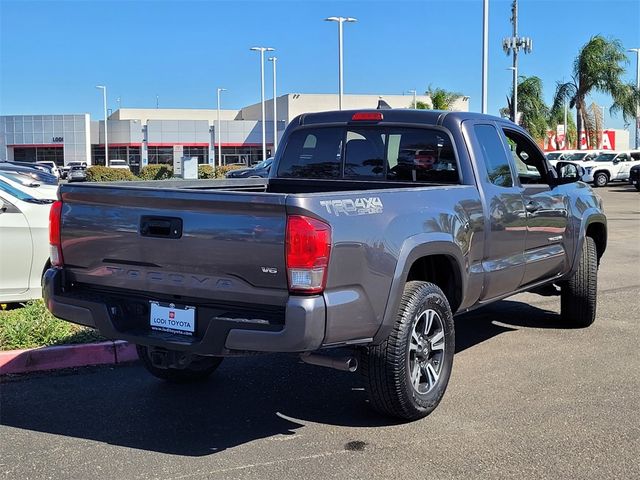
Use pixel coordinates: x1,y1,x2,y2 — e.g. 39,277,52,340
525,201,540,213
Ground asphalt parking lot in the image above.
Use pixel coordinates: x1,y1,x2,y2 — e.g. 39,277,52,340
1,184,639,480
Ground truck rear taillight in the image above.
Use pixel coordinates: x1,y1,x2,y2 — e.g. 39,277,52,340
286,215,331,294
49,200,64,267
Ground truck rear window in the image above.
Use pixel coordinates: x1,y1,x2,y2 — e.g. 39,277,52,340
277,126,459,184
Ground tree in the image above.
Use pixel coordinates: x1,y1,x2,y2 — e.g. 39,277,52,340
548,105,577,149
552,35,640,149
413,85,464,110
499,75,549,141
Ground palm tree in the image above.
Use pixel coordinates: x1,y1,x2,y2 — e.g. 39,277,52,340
552,35,640,149
500,75,549,141
548,106,577,149
414,85,464,110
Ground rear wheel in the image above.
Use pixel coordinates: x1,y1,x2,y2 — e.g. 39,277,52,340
593,172,608,187
137,345,223,382
635,183,640,192
362,281,455,421
560,236,598,327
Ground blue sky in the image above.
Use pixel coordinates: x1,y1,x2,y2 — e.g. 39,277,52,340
1,0,638,134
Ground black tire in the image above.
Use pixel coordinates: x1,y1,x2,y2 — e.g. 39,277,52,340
593,172,608,187
560,236,598,327
635,183,640,192
362,281,455,421
136,345,223,383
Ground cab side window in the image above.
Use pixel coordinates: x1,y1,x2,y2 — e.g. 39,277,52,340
473,124,513,187
502,128,548,185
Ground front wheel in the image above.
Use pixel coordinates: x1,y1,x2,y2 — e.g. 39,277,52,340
137,345,223,382
593,172,608,187
362,281,455,421
635,183,640,192
560,236,598,327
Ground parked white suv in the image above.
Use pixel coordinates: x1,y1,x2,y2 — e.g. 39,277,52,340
582,151,640,187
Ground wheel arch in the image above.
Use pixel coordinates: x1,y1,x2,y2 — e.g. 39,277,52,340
373,235,466,344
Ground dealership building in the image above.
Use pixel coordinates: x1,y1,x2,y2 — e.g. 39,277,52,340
0,93,469,172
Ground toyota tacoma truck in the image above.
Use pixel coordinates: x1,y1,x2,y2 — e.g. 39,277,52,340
43,110,607,420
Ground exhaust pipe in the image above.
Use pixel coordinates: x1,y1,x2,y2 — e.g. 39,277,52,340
300,353,358,372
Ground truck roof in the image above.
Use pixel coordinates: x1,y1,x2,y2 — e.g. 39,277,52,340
295,109,514,128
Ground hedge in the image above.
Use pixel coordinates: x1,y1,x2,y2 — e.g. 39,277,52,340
85,164,246,182
139,164,173,180
85,166,138,182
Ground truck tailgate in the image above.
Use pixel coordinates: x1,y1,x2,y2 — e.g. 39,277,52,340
59,185,289,306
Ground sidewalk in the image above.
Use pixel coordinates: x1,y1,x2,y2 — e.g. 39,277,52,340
0,341,137,375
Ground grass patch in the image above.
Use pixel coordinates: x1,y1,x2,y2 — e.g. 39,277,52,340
0,300,105,351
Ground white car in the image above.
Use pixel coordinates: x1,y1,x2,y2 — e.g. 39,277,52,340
545,150,575,167
0,176,56,304
36,161,61,178
0,171,59,199
582,151,640,187
108,160,130,170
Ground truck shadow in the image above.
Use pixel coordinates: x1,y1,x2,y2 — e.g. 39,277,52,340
1,298,564,457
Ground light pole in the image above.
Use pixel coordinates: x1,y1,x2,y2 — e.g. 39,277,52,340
325,16,357,110
502,0,532,123
482,0,489,114
407,89,417,108
216,87,226,167
505,66,518,123
268,56,278,152
564,100,568,149
96,85,108,166
629,48,640,149
250,46,275,162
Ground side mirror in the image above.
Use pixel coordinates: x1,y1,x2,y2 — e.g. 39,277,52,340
555,161,585,184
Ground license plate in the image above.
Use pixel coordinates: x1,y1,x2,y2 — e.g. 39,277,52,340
149,301,196,336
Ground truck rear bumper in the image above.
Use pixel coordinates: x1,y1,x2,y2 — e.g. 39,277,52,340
43,268,326,355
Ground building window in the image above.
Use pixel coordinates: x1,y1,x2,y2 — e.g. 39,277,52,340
13,147,64,165
148,146,174,164
219,146,266,166
182,146,208,164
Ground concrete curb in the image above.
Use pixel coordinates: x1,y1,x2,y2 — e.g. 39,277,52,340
0,341,138,376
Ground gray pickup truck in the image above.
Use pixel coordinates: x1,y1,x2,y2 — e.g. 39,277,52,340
44,110,606,420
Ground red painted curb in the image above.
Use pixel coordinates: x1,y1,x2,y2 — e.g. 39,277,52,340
0,341,138,375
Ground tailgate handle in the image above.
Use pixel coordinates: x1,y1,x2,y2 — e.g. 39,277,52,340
140,216,183,239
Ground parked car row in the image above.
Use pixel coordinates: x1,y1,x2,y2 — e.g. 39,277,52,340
546,150,640,188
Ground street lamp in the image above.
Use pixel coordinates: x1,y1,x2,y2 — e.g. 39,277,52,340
268,56,278,152
324,16,357,110
482,0,489,114
96,85,108,166
216,88,226,167
250,46,275,162
502,0,533,123
406,89,417,108
629,48,640,149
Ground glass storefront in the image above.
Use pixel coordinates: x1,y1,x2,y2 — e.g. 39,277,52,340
182,146,208,164
91,145,141,174
219,146,268,165
13,146,64,165
147,146,173,164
